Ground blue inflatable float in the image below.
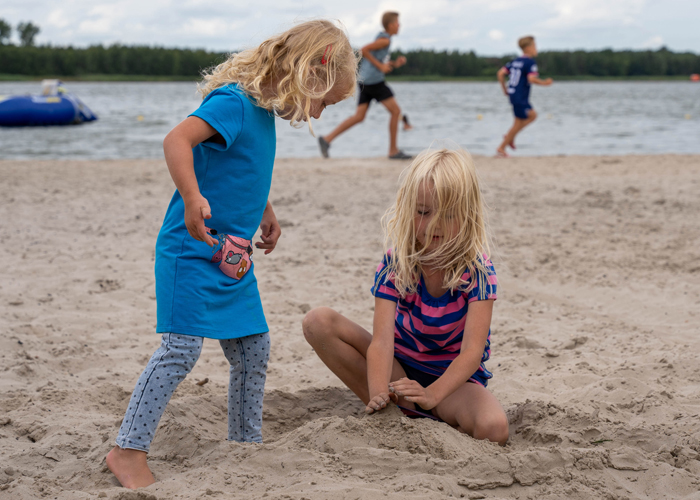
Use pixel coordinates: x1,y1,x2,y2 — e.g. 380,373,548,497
0,80,98,127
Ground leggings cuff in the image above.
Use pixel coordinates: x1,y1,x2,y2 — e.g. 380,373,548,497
115,437,150,453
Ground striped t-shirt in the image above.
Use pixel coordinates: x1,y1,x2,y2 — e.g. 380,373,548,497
371,252,497,386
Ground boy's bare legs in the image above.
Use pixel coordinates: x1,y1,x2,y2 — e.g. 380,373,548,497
322,103,369,144
106,447,155,489
380,97,402,156
497,109,537,155
302,307,406,404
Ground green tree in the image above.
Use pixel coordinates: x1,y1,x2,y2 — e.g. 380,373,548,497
17,21,40,47
0,18,11,45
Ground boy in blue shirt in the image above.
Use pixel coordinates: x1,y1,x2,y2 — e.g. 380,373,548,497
496,36,552,157
318,11,411,160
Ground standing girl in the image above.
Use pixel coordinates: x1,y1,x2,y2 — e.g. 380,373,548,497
303,148,509,445
107,20,358,489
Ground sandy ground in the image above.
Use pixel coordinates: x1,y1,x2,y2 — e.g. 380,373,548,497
1,154,699,500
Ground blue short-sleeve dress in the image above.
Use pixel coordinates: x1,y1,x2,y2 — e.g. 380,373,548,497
154,84,276,339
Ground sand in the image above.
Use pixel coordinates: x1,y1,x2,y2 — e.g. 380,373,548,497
1,154,699,500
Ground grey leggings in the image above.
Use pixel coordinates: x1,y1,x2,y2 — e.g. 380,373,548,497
116,332,270,453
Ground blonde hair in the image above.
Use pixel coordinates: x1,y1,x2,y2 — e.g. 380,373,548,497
381,148,491,297
198,19,358,128
518,36,535,50
382,12,399,30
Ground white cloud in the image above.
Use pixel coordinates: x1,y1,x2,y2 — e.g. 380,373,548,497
540,0,645,29
489,29,504,40
46,9,70,29
642,35,664,49
1,0,697,53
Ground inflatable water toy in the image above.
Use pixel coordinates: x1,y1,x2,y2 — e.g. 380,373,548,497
0,80,98,127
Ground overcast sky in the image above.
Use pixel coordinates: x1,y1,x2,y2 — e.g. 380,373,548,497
3,0,699,54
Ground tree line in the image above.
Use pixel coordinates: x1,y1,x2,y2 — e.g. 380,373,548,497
391,47,700,78
1,42,698,79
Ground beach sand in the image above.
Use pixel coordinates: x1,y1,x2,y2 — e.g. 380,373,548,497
1,155,699,499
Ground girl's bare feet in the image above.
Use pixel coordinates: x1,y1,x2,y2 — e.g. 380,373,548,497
106,446,155,489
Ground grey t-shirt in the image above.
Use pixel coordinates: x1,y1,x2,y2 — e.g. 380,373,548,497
358,32,391,85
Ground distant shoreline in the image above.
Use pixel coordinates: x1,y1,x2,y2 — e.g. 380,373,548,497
0,73,695,83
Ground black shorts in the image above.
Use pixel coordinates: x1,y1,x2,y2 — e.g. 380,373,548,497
396,359,440,418
358,81,394,106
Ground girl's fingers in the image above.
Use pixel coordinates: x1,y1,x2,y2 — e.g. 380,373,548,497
396,388,424,397
390,380,421,392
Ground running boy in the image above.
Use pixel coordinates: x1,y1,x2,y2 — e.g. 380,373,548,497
496,36,552,157
318,11,411,160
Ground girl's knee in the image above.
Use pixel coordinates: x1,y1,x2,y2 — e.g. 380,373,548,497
163,334,203,367
474,412,510,446
302,307,338,343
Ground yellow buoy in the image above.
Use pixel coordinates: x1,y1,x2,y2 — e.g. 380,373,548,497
685,114,691,120
137,115,144,121
476,114,483,120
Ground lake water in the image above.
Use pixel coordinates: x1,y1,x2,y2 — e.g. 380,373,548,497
1,81,698,159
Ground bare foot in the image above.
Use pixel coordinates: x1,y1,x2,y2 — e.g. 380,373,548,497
495,148,510,158
106,446,155,489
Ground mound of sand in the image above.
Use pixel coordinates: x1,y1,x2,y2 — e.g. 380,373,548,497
1,155,699,499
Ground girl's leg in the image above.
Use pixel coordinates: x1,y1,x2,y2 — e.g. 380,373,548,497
432,382,509,446
219,332,270,443
302,307,406,404
108,333,203,488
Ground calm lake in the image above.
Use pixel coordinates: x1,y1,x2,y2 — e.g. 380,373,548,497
1,81,698,159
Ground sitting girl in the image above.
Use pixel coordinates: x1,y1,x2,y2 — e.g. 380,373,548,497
302,147,508,445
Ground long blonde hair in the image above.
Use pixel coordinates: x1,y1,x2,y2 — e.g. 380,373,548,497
198,19,358,128
381,148,492,297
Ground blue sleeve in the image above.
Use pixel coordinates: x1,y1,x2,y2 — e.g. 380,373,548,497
189,88,244,151
466,257,498,303
503,60,512,73
528,59,539,75
370,253,400,303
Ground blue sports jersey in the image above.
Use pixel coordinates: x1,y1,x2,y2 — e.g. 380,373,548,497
503,57,539,105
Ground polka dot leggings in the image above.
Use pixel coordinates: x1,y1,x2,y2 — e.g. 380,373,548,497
115,332,270,453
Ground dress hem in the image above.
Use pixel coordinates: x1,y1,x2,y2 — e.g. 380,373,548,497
155,324,269,340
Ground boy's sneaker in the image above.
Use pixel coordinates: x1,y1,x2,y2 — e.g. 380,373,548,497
389,150,412,160
318,136,330,158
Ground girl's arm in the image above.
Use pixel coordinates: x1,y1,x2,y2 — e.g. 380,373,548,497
361,38,392,74
390,300,493,410
365,296,399,413
255,201,282,254
163,116,219,247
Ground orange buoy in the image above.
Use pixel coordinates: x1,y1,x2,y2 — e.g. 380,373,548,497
691,74,700,82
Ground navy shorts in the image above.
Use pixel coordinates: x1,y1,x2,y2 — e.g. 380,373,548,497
358,81,394,106
512,102,533,119
395,359,489,421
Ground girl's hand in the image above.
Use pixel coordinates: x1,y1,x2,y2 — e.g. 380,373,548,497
389,378,438,410
380,62,393,74
184,195,217,247
256,202,281,254
365,391,399,414
395,56,407,67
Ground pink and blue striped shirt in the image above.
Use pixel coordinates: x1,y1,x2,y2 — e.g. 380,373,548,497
371,252,497,386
